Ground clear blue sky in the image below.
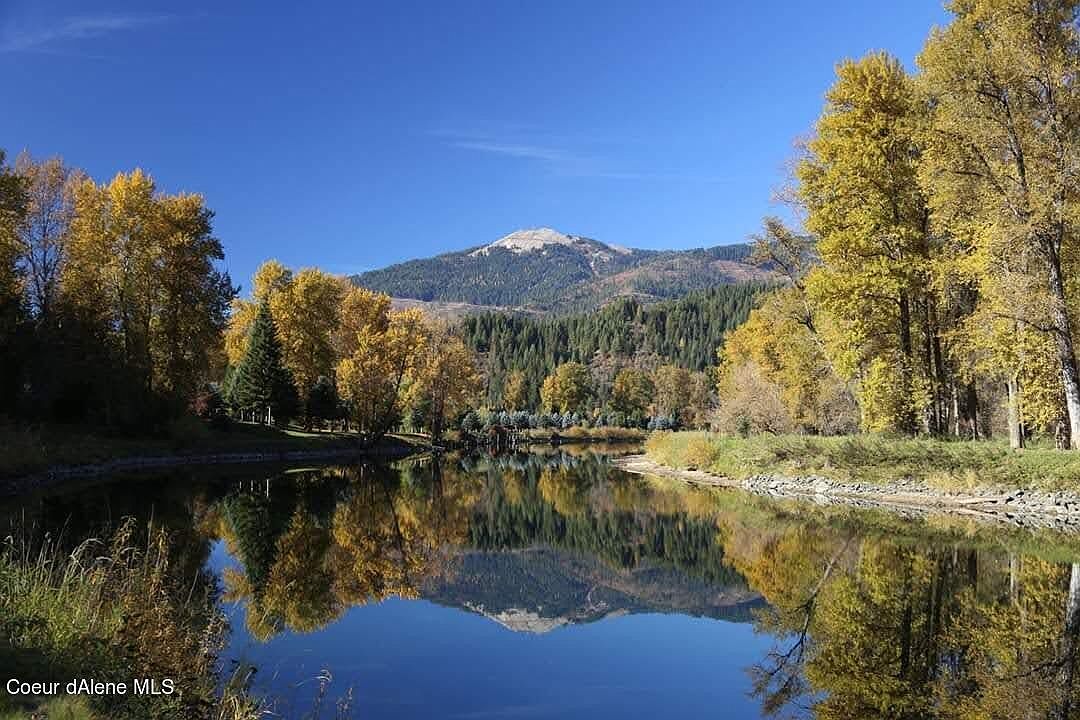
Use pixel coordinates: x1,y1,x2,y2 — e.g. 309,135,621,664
1,1,949,288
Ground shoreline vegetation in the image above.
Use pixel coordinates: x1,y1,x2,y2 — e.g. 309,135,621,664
0,423,424,487
636,432,1080,529
0,519,265,720
0,421,647,494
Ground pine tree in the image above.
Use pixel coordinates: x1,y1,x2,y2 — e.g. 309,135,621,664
230,302,298,424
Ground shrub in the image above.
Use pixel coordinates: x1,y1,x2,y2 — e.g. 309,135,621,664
189,384,224,419
683,433,725,469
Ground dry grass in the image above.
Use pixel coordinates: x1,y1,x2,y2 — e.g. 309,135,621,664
0,519,264,720
645,431,1080,491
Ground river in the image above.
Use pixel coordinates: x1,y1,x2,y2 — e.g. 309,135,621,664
5,446,1080,719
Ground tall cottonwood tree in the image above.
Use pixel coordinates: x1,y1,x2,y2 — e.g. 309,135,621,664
155,193,235,399
610,367,654,421
336,294,429,443
799,52,940,435
14,153,80,321
407,324,482,441
540,362,592,413
64,170,233,411
501,369,529,411
919,0,1080,447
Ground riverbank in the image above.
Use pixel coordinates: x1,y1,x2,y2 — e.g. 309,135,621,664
645,432,1080,490
0,422,429,496
627,432,1080,530
0,520,263,720
616,455,1080,530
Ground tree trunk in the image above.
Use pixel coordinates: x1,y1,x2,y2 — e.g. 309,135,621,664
1007,375,1025,450
966,383,980,440
952,385,961,438
898,291,917,434
1044,238,1080,450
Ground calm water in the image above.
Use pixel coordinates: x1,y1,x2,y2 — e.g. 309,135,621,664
8,447,1080,719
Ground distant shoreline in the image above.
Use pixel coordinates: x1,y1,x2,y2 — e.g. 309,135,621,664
0,439,426,498
614,455,1080,531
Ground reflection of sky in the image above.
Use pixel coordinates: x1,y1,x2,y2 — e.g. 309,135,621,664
207,540,775,719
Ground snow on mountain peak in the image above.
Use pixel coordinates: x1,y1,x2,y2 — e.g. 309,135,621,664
470,228,632,258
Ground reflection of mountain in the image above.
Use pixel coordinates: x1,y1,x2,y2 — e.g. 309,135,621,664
424,546,763,633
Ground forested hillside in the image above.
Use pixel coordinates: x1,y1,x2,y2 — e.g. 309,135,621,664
354,228,765,312
461,282,770,409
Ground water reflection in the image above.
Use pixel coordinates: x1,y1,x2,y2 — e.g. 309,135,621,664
8,450,1080,718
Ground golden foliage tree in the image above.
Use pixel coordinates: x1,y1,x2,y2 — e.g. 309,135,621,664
226,262,346,396
407,324,483,441
337,301,429,442
610,367,654,420
502,369,529,411
64,170,232,404
798,52,938,434
540,362,592,413
918,0,1080,446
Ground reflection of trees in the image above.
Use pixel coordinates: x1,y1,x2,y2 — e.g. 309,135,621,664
22,454,1080,718
725,516,1080,720
933,557,1080,719
212,452,760,638
466,453,745,587
218,462,481,639
746,536,851,716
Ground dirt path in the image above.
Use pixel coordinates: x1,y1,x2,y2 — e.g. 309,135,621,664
614,455,1080,531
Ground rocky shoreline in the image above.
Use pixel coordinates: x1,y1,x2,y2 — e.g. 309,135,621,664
614,455,1080,531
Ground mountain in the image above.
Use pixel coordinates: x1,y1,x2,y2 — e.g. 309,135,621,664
422,546,764,634
352,227,772,313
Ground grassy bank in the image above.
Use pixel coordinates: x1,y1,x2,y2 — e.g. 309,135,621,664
0,521,261,720
0,421,428,480
644,432,1080,491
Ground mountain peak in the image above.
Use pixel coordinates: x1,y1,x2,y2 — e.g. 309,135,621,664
471,228,632,257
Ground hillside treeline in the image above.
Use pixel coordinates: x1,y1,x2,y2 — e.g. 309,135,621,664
716,1,1080,448
461,282,767,414
355,242,757,311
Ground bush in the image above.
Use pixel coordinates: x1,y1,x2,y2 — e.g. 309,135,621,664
683,433,725,469
460,410,481,434
189,384,224,419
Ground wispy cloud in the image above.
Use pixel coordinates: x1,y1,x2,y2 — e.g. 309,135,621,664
449,141,575,164
444,131,730,184
0,13,174,53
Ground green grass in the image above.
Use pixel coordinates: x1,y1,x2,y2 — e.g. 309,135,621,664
644,431,1080,491
0,521,264,720
0,420,428,480
0,696,98,720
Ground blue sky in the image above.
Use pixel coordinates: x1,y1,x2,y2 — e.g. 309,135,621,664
1,1,949,288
